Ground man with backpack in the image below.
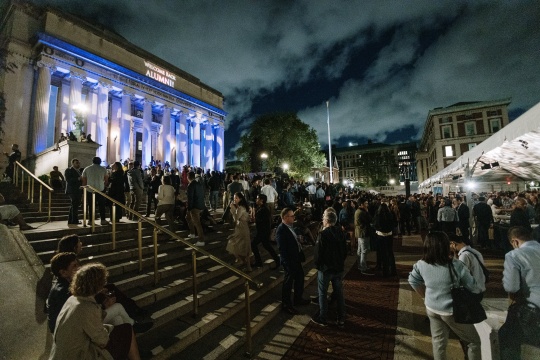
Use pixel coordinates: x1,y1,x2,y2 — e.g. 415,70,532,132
449,234,488,297
449,233,488,358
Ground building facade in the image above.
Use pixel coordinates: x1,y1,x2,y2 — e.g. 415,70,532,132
0,2,226,171
334,141,417,186
416,99,511,183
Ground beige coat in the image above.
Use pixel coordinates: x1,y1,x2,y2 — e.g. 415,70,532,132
49,296,113,360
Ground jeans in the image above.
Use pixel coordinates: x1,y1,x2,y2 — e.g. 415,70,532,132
426,309,481,360
357,237,370,271
210,190,220,210
317,270,345,322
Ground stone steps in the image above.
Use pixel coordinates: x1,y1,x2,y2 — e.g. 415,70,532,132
11,182,315,359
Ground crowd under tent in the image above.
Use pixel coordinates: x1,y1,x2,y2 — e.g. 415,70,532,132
419,100,540,195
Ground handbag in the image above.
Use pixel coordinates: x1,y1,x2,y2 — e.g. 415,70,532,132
448,262,487,324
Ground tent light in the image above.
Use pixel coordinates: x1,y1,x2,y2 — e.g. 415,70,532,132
466,181,476,190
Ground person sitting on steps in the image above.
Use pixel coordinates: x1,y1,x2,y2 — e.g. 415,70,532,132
0,192,34,230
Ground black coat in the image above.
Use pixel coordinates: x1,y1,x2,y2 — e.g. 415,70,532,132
254,205,272,241
314,225,347,273
457,203,470,228
276,222,302,266
64,167,82,195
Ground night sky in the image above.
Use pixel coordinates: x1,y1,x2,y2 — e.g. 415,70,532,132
16,0,540,160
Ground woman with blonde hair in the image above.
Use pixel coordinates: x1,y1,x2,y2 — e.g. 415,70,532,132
49,263,142,360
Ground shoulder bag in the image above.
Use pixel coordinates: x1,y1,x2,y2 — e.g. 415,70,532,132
463,249,490,283
448,262,487,324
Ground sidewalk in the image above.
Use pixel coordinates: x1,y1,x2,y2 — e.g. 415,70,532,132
276,233,507,360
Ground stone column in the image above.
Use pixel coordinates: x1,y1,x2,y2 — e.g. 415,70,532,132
161,105,171,165
120,90,133,162
32,62,54,154
60,80,70,134
86,87,98,140
110,97,121,162
215,125,225,171
178,112,188,167
205,122,214,170
96,81,111,162
192,116,201,167
142,97,153,167
68,69,84,134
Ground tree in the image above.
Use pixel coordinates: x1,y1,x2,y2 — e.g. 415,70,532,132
236,112,326,178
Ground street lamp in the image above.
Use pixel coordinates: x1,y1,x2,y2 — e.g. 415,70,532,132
260,153,268,172
282,163,289,171
389,179,396,185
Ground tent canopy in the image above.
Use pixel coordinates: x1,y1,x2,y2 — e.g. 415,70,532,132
420,101,540,189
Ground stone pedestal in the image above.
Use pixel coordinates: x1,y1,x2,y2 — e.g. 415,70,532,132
28,140,101,178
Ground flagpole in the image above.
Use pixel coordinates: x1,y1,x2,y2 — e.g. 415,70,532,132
326,101,333,184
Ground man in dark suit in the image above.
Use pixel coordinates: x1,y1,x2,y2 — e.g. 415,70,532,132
276,207,310,314
251,194,280,268
456,196,471,245
64,158,82,225
473,197,494,248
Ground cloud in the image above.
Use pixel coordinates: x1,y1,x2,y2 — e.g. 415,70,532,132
30,0,540,156
299,1,540,147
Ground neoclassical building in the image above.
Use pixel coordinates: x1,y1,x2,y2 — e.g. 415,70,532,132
0,2,226,173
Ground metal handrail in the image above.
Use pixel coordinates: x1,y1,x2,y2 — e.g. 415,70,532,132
83,185,262,355
13,161,53,222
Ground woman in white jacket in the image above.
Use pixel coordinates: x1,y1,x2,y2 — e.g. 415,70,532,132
155,175,177,232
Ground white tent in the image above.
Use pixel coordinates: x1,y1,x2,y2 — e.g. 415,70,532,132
420,100,540,192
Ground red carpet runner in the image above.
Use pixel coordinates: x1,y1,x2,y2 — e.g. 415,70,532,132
282,264,400,360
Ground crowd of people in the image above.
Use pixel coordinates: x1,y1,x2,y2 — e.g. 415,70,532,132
7,151,540,358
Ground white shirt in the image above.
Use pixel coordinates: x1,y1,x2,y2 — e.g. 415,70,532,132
82,164,107,192
260,184,278,203
306,184,316,195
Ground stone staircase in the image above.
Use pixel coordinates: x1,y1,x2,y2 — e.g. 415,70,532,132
11,182,319,359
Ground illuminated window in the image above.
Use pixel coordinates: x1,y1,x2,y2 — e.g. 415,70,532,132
441,125,453,139
137,141,143,151
465,122,476,136
444,145,454,157
490,118,501,133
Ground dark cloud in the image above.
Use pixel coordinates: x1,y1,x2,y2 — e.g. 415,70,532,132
26,0,540,157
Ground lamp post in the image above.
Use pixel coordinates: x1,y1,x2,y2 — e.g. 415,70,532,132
260,153,268,172
326,101,333,184
282,163,289,172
